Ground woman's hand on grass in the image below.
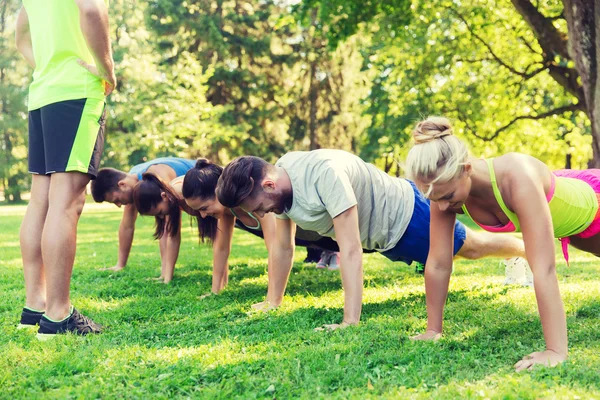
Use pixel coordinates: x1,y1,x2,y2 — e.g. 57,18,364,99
248,300,278,314
410,330,442,341
514,350,567,372
199,292,217,300
101,265,125,272
314,321,355,332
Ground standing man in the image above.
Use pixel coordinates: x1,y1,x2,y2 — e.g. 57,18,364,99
91,157,195,279
16,0,116,338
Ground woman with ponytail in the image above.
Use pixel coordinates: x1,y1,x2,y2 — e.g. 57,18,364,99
406,116,600,371
180,159,341,298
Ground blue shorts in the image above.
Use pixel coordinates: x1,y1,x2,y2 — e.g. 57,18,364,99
381,180,466,265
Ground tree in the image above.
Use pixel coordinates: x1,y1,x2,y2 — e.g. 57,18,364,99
104,0,229,169
0,1,29,202
146,0,371,161
300,0,596,167
514,0,599,166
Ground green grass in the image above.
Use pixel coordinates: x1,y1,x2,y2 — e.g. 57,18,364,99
1,201,599,399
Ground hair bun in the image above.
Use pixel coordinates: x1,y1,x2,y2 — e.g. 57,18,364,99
413,117,453,144
195,158,211,169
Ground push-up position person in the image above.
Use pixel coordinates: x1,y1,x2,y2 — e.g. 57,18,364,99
133,159,344,290
405,116,600,371
91,157,195,279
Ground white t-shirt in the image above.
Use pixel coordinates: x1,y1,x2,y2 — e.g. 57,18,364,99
276,149,415,251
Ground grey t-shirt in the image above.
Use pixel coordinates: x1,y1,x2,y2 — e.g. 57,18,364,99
276,149,415,251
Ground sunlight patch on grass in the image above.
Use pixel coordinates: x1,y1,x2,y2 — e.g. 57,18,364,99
97,338,269,372
236,274,268,287
1,258,23,269
427,371,600,399
77,296,136,313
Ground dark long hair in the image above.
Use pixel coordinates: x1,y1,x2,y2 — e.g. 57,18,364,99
182,159,222,242
132,173,181,239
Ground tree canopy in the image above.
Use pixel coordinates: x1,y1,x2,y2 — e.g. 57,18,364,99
0,0,594,201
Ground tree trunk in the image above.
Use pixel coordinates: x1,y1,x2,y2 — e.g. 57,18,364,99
308,61,319,150
563,0,599,167
7,176,22,203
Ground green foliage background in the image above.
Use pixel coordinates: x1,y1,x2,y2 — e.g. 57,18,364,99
0,0,591,197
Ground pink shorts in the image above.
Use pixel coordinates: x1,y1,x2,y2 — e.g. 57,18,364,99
553,169,600,263
553,169,600,239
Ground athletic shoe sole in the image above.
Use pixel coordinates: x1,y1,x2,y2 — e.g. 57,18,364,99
17,323,37,330
36,333,57,341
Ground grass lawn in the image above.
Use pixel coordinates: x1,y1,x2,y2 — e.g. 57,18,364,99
1,201,599,399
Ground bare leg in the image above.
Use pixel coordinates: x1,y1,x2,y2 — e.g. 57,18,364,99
20,174,51,311
456,227,526,260
42,172,89,321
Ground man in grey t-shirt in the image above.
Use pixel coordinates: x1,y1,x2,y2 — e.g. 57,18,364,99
273,150,414,251
216,150,527,329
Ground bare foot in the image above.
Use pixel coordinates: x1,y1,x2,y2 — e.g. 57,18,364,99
101,265,125,272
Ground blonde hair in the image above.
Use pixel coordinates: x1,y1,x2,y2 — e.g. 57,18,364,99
406,117,469,197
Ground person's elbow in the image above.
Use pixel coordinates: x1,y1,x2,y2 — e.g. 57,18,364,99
424,257,453,276
214,243,231,254
76,0,104,18
277,240,295,255
119,222,135,234
339,239,362,261
531,262,556,279
275,233,295,251
341,244,362,260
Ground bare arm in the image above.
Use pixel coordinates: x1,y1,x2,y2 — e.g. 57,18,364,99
257,213,278,288
331,205,363,326
413,204,457,339
15,7,35,68
263,217,296,307
257,213,278,253
509,169,567,370
113,204,138,270
74,0,116,94
162,215,182,283
210,214,235,293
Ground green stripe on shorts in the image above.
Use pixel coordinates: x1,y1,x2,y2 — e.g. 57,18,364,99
66,98,105,174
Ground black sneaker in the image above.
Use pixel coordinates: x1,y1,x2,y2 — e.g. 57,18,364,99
18,308,44,329
304,247,322,263
37,308,103,340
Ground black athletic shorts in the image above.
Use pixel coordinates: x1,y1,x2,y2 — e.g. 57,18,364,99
28,98,106,179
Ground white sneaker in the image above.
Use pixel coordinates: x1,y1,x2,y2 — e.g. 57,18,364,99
502,257,526,285
328,252,340,271
521,258,534,287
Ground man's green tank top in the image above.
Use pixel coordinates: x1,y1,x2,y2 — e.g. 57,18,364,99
23,0,107,110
